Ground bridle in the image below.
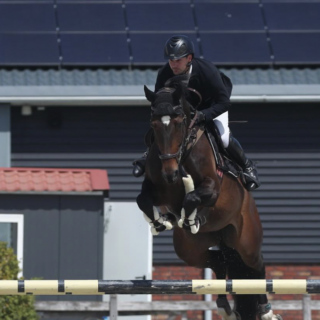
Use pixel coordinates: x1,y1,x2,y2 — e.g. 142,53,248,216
151,87,203,165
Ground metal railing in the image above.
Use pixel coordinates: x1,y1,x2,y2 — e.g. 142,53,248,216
35,295,318,320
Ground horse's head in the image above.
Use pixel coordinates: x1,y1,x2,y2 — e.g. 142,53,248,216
144,82,190,184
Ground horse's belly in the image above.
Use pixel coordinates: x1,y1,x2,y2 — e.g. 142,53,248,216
198,207,230,233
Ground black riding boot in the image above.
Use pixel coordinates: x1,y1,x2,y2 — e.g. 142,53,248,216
132,149,149,177
226,136,261,191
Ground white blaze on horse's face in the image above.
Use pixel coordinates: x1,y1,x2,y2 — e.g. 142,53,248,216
161,116,171,126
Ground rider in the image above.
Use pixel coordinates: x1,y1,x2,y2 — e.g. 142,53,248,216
132,35,260,191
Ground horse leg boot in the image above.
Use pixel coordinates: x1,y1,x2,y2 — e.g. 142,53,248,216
179,175,218,234
253,264,283,320
136,179,173,235
225,135,261,191
232,244,282,320
208,251,240,320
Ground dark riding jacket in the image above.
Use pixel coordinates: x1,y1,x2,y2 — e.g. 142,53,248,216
155,58,231,124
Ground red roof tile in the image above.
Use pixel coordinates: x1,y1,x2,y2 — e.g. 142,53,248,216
0,168,110,193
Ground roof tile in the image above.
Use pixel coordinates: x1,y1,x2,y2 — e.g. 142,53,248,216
0,168,109,193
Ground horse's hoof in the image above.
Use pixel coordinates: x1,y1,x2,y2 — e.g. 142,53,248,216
217,308,239,320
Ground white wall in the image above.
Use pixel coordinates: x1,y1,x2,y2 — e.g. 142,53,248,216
103,202,152,320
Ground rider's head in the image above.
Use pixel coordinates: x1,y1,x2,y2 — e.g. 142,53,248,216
164,35,194,75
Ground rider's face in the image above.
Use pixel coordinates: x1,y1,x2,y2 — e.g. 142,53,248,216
169,55,192,75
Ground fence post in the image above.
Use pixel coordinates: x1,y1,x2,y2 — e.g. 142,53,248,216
303,294,311,320
110,294,118,320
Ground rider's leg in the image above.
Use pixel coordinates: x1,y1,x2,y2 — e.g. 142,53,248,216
132,148,149,177
225,135,261,191
213,112,261,191
132,128,154,177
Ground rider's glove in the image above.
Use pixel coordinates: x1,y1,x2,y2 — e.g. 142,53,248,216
195,111,206,126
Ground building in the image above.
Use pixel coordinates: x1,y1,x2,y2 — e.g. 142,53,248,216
0,1,320,319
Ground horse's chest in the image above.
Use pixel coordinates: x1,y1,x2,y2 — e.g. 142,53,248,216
152,182,185,210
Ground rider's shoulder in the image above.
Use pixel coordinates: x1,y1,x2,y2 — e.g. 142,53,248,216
193,57,219,72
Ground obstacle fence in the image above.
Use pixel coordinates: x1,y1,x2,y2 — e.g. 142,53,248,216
0,279,320,295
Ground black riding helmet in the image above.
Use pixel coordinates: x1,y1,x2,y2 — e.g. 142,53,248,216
164,35,195,60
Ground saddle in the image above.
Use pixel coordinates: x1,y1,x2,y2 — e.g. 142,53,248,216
204,121,246,184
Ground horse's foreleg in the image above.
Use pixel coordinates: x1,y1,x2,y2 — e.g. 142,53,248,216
179,174,217,234
136,179,173,235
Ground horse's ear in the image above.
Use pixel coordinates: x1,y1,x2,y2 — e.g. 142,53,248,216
144,85,157,103
172,83,182,102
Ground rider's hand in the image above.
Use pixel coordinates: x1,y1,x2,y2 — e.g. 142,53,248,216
195,111,206,126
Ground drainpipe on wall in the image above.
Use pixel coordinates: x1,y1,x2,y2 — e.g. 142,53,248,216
0,104,10,167
204,268,212,320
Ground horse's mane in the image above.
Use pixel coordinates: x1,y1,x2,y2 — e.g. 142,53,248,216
163,74,192,122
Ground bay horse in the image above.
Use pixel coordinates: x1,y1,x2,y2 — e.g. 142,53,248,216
136,78,282,320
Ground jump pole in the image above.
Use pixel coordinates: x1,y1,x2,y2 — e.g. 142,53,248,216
0,279,320,295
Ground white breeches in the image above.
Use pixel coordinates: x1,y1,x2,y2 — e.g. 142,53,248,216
213,111,230,148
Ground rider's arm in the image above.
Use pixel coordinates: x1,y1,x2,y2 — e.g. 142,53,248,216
200,65,231,123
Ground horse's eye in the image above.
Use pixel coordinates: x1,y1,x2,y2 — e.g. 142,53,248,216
151,121,159,129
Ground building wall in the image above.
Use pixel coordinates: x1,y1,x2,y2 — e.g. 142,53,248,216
0,194,104,303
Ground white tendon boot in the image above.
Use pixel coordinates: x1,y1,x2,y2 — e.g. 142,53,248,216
143,206,173,235
179,174,200,234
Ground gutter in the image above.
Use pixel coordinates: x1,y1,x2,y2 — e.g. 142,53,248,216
1,95,320,106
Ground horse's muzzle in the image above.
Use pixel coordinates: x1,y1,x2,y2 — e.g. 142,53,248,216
162,170,179,184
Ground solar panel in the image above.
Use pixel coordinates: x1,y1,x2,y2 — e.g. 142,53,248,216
126,2,194,31
194,2,264,31
270,32,320,64
56,3,125,31
60,34,130,65
0,3,56,32
263,3,320,30
0,34,59,66
130,33,200,65
200,33,271,65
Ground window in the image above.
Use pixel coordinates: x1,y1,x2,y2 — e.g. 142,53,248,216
0,215,24,278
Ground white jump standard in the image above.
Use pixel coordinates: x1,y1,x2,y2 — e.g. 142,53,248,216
0,279,319,295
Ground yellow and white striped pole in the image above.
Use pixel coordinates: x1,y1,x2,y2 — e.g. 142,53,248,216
0,279,318,295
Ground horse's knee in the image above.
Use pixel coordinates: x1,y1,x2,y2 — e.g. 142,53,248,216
183,191,201,215
136,192,153,216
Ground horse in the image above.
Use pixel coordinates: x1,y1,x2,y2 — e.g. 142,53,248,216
136,78,282,320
